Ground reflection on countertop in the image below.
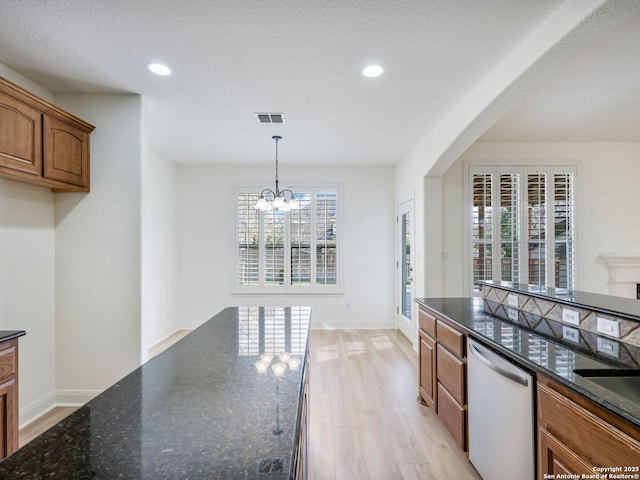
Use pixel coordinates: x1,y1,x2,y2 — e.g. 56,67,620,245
0,306,311,479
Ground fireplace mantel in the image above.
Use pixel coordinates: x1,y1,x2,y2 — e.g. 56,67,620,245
600,253,640,298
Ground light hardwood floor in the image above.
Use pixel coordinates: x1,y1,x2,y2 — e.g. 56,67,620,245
308,329,481,480
19,329,481,479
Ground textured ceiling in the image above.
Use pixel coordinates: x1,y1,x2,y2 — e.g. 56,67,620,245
0,1,637,167
481,11,640,142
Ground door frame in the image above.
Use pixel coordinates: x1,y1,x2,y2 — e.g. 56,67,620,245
396,199,415,346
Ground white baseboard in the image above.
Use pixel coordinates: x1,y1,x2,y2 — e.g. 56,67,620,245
310,324,397,330
55,389,102,406
19,389,102,430
19,391,57,429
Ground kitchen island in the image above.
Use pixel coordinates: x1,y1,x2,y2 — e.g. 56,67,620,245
0,306,311,479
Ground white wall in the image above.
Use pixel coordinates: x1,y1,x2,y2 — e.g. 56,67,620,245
177,164,395,330
0,180,56,424
442,142,640,296
0,64,58,424
54,94,142,401
141,113,179,360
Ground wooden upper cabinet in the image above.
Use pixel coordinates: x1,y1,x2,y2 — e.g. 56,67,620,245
43,115,89,188
0,76,94,192
0,93,42,176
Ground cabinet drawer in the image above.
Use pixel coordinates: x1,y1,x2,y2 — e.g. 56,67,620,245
436,319,465,358
0,343,16,382
437,382,467,451
418,307,436,338
437,344,465,405
538,382,640,467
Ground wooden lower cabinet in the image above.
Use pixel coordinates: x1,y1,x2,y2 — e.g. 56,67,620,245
418,329,436,409
418,305,468,452
539,428,594,476
537,375,640,477
0,338,19,460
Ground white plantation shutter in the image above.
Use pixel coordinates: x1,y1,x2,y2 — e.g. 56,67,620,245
552,170,575,289
499,171,520,284
469,166,576,294
264,209,285,285
315,192,337,285
472,172,493,292
235,187,340,292
290,193,312,285
527,171,547,287
237,193,260,286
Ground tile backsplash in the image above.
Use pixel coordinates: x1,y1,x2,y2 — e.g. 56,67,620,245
482,284,640,351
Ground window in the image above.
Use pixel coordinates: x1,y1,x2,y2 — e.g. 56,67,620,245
236,187,340,292
469,166,576,293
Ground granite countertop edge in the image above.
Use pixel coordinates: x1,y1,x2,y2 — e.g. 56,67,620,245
415,297,640,429
0,331,26,343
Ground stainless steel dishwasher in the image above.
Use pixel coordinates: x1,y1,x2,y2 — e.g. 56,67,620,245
467,338,535,480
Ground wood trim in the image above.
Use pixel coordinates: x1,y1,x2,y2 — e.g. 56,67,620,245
0,77,94,132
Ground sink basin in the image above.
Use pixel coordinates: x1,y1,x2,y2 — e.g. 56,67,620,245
574,369,640,403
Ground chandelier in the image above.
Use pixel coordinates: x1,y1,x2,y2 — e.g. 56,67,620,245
254,135,299,212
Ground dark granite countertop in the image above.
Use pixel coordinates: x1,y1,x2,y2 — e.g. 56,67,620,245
0,307,310,479
0,330,26,343
415,297,640,429
481,280,640,321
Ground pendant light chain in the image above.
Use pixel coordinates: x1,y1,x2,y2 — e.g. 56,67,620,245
274,135,280,194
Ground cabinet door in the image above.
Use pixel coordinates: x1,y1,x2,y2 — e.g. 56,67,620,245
539,429,594,476
43,115,89,188
419,330,436,409
0,378,17,459
0,93,42,176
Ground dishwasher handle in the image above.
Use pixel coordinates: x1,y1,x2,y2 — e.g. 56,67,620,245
468,343,529,387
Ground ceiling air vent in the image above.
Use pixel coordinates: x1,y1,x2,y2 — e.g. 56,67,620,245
255,112,285,124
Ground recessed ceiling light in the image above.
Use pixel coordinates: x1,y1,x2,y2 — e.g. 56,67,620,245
362,64,384,78
147,63,172,76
